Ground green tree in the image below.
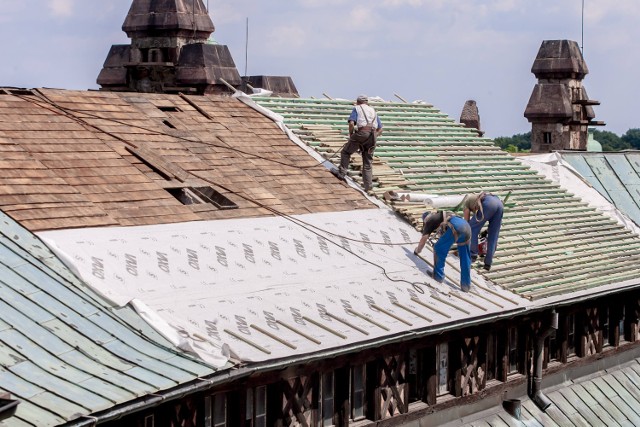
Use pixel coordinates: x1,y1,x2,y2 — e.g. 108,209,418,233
593,130,629,151
494,132,531,152
621,128,640,149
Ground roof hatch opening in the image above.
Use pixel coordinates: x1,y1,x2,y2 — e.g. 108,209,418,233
158,106,181,112
167,186,237,210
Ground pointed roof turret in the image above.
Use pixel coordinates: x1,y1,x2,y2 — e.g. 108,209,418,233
98,0,241,94
123,0,214,40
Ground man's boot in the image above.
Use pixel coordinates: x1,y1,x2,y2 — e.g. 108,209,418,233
362,168,373,192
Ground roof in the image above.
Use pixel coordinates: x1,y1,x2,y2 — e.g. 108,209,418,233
560,151,640,228
0,210,219,426
450,357,640,426
39,208,527,363
252,97,640,300
0,88,371,231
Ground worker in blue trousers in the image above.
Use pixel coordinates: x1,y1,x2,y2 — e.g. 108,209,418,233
413,210,472,292
462,192,504,271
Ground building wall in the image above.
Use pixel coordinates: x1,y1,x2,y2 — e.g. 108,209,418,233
106,289,640,427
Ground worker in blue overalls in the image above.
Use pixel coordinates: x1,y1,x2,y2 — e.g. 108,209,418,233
414,210,472,292
462,192,504,272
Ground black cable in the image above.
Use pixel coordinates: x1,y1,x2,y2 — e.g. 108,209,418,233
189,171,427,294
18,92,427,292
27,90,342,171
20,91,414,247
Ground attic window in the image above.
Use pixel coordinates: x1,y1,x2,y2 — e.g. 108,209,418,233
162,120,176,129
158,106,181,112
167,186,237,209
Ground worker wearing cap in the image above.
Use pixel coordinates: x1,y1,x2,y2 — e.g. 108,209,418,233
413,210,472,292
462,192,503,271
332,95,383,192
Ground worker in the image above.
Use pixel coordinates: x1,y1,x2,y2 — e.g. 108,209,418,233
331,95,383,192
413,210,472,292
462,192,504,271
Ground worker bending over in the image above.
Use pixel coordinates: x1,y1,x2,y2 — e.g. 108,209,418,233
332,95,383,192
462,192,504,271
414,210,472,292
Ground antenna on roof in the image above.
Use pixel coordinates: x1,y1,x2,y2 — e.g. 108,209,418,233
322,93,334,100
245,17,249,77
192,0,197,39
581,0,585,55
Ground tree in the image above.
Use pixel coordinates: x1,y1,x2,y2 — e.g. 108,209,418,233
494,132,531,152
621,128,640,149
592,130,629,151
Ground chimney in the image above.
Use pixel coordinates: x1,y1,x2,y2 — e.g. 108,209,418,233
97,0,241,94
460,100,484,137
524,40,605,153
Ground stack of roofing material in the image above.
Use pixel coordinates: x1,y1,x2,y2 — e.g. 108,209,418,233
0,210,221,426
253,97,640,300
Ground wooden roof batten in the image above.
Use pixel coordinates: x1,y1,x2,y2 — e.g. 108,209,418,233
252,94,640,300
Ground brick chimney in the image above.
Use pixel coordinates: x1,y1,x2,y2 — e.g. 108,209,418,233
524,40,604,152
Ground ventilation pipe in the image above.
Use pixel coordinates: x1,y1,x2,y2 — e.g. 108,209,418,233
529,310,559,411
502,399,522,420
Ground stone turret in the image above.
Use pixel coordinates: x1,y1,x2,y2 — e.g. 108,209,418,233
524,40,604,152
97,0,241,94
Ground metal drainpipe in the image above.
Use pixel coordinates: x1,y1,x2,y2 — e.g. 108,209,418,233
529,310,559,412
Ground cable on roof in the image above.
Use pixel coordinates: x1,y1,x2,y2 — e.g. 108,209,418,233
192,171,428,294
17,91,430,293
18,91,402,247
25,90,341,171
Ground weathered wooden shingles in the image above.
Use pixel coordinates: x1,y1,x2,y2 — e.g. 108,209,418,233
0,210,217,426
0,89,371,232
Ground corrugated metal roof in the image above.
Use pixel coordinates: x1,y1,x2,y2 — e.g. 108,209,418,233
252,97,640,300
561,152,640,228
39,209,528,363
0,210,219,426
452,358,640,426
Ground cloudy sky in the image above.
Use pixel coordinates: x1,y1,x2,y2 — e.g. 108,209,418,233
0,0,638,138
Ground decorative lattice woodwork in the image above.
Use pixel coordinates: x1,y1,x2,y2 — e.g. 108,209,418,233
458,336,485,396
281,375,317,427
375,355,408,419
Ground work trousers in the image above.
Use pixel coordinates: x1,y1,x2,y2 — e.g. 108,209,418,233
469,194,503,266
339,130,376,191
433,216,472,291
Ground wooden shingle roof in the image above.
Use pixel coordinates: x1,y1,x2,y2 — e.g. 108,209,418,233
253,97,640,300
0,89,372,232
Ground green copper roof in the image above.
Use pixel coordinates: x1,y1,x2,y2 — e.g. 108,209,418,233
253,97,640,300
0,210,219,426
562,151,640,228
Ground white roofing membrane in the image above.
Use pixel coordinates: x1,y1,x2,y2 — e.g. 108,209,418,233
39,209,527,366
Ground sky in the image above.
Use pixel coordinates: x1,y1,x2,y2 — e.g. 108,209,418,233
0,0,638,138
